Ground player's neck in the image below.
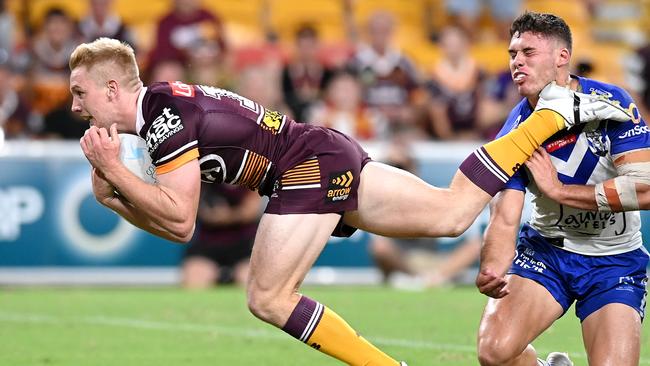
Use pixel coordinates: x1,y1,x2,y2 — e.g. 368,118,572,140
119,86,142,134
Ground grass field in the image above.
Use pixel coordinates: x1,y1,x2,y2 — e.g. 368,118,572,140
0,286,649,366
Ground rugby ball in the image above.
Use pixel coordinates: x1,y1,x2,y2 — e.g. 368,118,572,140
118,133,157,184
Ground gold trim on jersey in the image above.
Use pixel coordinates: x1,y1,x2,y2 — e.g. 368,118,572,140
233,150,271,190
155,148,199,175
281,157,322,189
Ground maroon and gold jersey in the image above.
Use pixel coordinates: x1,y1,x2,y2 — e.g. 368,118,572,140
136,82,340,196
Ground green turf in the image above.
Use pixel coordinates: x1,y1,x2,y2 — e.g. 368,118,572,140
0,286,647,365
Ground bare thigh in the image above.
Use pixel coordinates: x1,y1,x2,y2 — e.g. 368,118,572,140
582,303,641,366
478,275,564,359
247,213,341,324
343,162,491,238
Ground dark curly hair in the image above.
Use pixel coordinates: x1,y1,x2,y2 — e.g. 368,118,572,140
510,12,572,52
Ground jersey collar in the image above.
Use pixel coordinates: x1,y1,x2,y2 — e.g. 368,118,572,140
136,86,148,136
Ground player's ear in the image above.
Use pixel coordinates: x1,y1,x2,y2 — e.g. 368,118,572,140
106,79,118,100
557,47,570,68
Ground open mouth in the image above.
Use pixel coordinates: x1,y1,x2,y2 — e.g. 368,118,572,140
513,72,527,83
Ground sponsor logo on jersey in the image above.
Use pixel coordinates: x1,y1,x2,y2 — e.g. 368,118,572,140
545,134,577,153
260,109,284,135
557,211,617,232
169,81,195,97
585,130,608,156
619,124,650,139
326,170,353,202
145,105,184,152
588,87,614,100
628,103,642,124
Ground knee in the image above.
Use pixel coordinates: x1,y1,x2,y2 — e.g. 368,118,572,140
247,288,276,321
477,336,520,366
247,285,290,327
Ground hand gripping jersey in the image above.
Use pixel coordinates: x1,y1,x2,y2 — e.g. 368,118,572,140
498,76,648,256
136,81,331,196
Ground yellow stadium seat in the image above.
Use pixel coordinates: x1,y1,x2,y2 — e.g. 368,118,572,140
202,0,265,46
269,0,346,43
204,0,263,26
572,43,628,85
471,41,509,74
25,0,87,29
353,0,429,44
523,0,590,28
114,0,171,26
402,41,442,73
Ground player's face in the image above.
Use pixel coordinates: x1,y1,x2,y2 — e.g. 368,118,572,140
508,31,562,99
69,66,113,128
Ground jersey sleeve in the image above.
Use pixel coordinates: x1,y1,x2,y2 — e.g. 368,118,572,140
141,92,201,175
494,99,531,192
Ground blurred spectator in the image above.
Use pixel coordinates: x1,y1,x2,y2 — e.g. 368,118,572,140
368,141,482,287
147,58,186,83
480,70,520,140
281,24,333,122
148,0,226,69
445,0,522,41
307,70,387,140
28,8,79,121
78,0,136,47
182,183,261,288
236,63,292,118
425,26,486,140
0,61,30,140
0,0,14,66
347,10,424,138
186,39,234,88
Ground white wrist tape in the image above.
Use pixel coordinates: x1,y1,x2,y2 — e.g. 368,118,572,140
617,161,650,185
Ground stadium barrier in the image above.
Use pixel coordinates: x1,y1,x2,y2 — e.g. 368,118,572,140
2,140,648,285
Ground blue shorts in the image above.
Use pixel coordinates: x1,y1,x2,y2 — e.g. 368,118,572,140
509,225,649,322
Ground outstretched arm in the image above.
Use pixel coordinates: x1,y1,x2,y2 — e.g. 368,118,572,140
526,147,650,211
476,189,524,298
81,125,200,243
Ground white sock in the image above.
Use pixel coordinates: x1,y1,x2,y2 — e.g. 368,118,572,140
537,359,549,366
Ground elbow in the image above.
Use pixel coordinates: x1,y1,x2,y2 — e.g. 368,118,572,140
168,222,195,243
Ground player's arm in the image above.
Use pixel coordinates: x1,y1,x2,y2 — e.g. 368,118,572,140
476,189,524,298
81,125,200,243
526,147,650,211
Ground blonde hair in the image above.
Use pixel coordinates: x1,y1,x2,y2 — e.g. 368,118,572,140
69,37,142,91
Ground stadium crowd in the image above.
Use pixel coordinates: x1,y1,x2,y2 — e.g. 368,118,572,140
1,0,644,145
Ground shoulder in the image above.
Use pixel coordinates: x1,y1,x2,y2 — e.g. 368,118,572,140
498,98,530,135
578,76,636,108
143,82,203,110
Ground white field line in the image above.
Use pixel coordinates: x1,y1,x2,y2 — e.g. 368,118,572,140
0,311,648,364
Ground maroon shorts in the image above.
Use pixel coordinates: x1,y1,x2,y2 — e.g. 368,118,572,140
264,128,371,236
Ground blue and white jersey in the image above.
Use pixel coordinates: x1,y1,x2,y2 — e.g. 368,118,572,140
497,76,649,255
